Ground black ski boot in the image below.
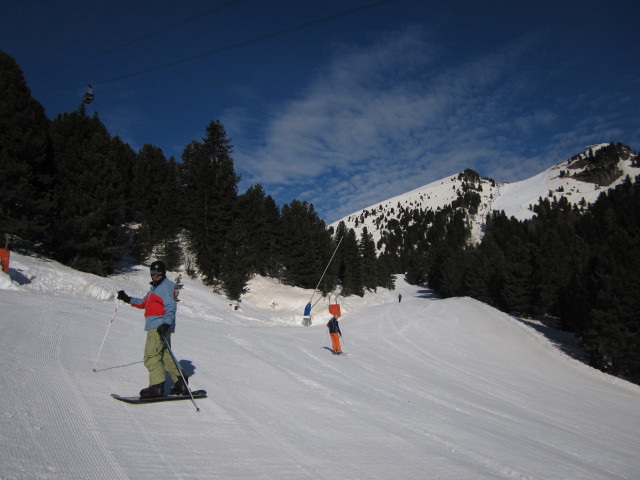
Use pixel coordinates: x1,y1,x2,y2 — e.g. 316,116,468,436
170,376,189,396
139,382,165,399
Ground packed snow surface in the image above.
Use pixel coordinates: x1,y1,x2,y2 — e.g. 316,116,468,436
1,252,639,479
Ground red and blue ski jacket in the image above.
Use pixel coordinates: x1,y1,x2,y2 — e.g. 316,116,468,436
130,277,177,332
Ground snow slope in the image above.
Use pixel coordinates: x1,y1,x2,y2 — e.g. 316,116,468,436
1,252,640,480
332,144,640,244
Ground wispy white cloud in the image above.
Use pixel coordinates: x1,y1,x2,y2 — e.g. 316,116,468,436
231,24,637,223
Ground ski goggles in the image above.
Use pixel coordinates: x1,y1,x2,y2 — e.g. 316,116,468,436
150,270,165,276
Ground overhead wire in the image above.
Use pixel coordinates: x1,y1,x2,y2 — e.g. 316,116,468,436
35,0,250,76
86,0,403,87
308,236,343,310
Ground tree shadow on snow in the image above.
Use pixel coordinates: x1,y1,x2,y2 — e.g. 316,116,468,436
111,254,144,275
512,314,589,364
415,288,440,299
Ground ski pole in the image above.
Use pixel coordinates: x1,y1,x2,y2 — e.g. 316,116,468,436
161,334,200,412
93,298,120,372
340,335,350,355
321,329,327,348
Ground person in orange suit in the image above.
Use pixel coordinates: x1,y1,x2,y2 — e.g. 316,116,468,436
327,315,343,354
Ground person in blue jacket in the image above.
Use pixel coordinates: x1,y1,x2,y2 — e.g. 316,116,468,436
117,261,188,398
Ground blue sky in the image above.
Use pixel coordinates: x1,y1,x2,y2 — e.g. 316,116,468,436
2,0,639,223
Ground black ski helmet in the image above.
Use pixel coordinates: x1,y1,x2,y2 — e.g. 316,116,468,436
149,260,166,275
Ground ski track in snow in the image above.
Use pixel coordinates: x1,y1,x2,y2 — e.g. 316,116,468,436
1,253,640,479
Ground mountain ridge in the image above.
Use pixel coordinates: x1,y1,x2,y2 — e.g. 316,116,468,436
330,142,639,246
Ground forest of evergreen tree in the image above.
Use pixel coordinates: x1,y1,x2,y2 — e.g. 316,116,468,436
2,51,638,384
423,176,640,384
0,51,395,302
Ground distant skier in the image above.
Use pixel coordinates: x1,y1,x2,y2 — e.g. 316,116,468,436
117,261,189,398
398,293,402,303
327,315,343,354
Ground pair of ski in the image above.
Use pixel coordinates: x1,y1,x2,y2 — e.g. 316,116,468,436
112,389,207,404
111,330,207,407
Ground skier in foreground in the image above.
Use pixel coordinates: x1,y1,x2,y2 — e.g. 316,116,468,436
327,315,343,354
117,261,189,398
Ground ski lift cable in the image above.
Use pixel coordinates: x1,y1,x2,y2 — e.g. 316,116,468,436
35,0,250,77
91,0,404,87
308,235,343,309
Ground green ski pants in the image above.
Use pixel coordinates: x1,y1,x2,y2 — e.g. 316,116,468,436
143,329,182,386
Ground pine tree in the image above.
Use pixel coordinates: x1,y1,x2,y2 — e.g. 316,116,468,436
463,241,502,305
130,144,169,222
375,252,397,290
109,136,137,221
49,108,127,275
219,218,253,301
131,146,183,270
427,244,466,298
280,200,334,290
236,184,281,277
337,226,364,297
404,251,429,286
578,184,640,381
0,50,54,241
496,239,535,313
180,120,239,286
150,157,183,271
359,227,378,291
